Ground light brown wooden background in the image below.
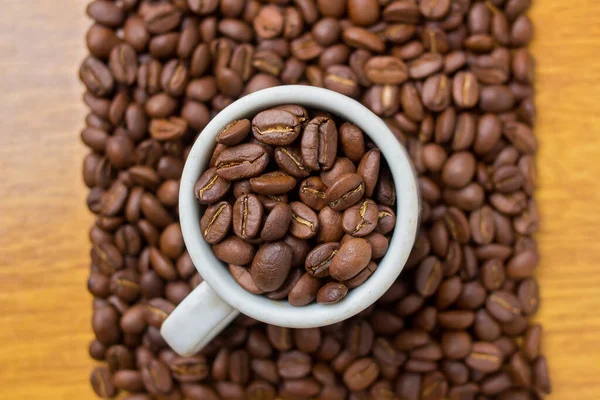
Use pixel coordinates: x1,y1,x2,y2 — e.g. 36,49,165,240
1,0,599,398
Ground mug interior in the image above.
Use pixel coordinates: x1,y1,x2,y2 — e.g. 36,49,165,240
179,86,419,328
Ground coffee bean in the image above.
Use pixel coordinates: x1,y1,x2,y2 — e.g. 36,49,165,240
289,201,319,239
323,65,359,97
305,242,339,278
338,122,366,163
80,56,114,96
250,172,297,196
252,108,302,145
343,358,380,391
324,173,365,211
444,207,471,244
227,265,262,294
232,194,264,240
212,236,256,265
215,143,270,180
200,202,232,244
291,33,324,61
301,116,338,171
141,359,173,395
316,282,348,304
486,290,522,322
215,120,252,149
465,342,503,373
91,367,117,398
86,22,121,58
274,146,310,179
250,241,292,291
453,71,479,108
260,203,292,242
341,199,378,237
277,351,312,379
365,56,409,85
415,256,443,297
533,356,552,394
408,53,443,80
252,5,283,39
343,27,385,53
288,273,322,306
320,158,355,188
329,237,372,281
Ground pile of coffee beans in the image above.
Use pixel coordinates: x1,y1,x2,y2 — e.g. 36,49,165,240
195,106,397,305
81,0,550,398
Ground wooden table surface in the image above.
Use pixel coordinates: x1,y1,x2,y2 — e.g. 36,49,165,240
1,0,599,398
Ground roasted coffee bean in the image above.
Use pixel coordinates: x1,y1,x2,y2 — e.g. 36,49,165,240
342,260,376,289
342,200,379,237
216,119,251,146
91,367,117,398
250,241,292,291
252,108,302,145
80,56,114,96
325,173,365,211
301,116,338,171
228,264,263,294
250,171,296,195
466,342,503,373
317,282,348,304
233,194,264,239
365,232,388,259
141,359,173,395
215,143,270,180
422,74,451,111
365,56,408,85
290,177,326,212
356,149,380,198
200,202,232,244
343,27,385,53
289,201,319,239
415,256,443,297
277,351,312,379
274,146,310,179
323,65,359,97
321,157,356,187
212,236,256,265
339,122,366,163
288,272,322,306
261,203,292,242
330,237,372,281
486,290,522,322
343,358,380,391
305,242,340,278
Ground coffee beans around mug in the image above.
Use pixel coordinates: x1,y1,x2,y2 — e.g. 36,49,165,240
81,0,547,398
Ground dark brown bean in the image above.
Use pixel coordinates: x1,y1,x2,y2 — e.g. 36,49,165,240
250,241,292,292
288,273,322,306
215,143,270,180
212,236,256,265
305,242,340,278
233,194,264,240
261,203,292,242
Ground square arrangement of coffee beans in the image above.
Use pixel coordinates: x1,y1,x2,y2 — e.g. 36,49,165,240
81,0,549,398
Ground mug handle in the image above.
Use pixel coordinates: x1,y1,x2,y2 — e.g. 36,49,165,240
161,281,239,356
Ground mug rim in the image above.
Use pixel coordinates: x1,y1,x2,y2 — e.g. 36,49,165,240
179,85,419,328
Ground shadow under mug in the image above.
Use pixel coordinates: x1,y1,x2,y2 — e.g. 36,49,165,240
161,86,420,356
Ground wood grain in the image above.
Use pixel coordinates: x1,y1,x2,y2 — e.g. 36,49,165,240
1,0,600,398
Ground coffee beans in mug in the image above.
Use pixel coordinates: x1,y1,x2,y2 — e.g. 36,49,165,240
80,0,547,397
194,105,396,305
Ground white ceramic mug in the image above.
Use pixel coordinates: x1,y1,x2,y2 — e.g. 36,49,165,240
161,86,420,356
